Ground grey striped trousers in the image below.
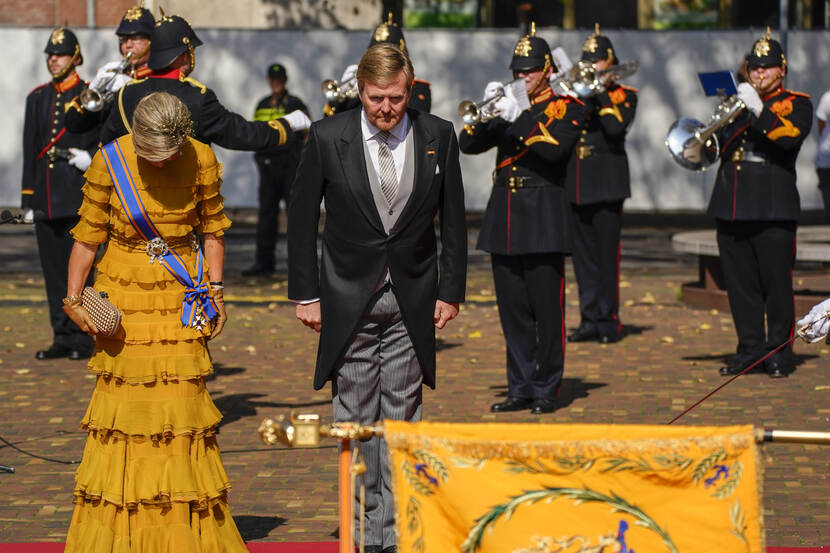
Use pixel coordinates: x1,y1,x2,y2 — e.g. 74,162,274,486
331,284,423,548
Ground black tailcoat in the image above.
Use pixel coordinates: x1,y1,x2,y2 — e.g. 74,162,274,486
288,108,467,390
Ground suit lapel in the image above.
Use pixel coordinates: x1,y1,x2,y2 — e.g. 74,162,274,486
335,109,384,234
392,110,439,234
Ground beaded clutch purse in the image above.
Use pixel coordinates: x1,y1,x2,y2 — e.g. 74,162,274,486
82,287,122,337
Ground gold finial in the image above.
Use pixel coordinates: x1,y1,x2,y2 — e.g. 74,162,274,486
530,21,536,37
765,26,771,40
595,22,600,35
387,11,394,25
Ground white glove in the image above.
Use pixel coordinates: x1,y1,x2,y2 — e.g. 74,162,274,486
797,298,830,343
23,209,34,224
493,86,522,123
283,110,311,132
89,61,132,94
737,82,763,117
483,81,503,102
340,64,358,84
68,148,92,172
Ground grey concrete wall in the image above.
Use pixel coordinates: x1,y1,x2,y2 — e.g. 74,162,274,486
3,27,828,211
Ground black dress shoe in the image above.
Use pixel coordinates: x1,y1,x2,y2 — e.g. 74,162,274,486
765,361,791,378
567,327,598,343
599,332,622,344
718,364,747,376
35,344,70,360
68,348,92,361
530,399,558,414
361,546,382,553
241,263,274,277
490,397,532,413
382,546,397,553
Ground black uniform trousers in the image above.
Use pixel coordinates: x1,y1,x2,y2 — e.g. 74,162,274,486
491,253,565,400
818,168,830,222
716,219,796,366
570,200,623,338
253,154,298,269
35,217,92,351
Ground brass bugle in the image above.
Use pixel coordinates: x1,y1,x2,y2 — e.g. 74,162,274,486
322,76,358,104
79,52,133,112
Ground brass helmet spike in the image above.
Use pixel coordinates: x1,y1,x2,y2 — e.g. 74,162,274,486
387,11,394,25
159,5,166,17
595,22,600,35
765,26,771,40
530,21,536,37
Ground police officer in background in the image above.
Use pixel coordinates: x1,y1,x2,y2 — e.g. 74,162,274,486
711,29,812,378
242,63,310,277
460,24,588,414
566,25,637,345
101,13,311,148
65,4,155,135
324,12,431,116
22,28,99,360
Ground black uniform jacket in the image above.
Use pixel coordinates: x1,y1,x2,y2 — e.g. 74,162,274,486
252,91,309,161
22,72,99,220
100,69,294,150
708,87,812,221
566,84,637,205
460,87,588,255
288,108,467,390
323,79,431,116
64,66,154,136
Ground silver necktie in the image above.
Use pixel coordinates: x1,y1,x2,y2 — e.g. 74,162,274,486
376,130,397,206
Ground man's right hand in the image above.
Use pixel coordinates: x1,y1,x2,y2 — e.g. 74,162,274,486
340,64,358,84
284,110,312,132
295,301,322,333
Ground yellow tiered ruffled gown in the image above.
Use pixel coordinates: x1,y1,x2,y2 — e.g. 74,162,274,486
65,135,247,553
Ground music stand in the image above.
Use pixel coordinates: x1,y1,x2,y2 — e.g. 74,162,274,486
698,70,739,98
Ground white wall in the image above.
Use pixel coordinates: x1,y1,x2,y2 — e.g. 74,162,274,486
3,27,828,211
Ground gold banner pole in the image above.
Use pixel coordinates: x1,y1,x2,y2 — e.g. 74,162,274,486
754,428,830,445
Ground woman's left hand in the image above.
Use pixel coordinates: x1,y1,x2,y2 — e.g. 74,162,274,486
209,287,227,340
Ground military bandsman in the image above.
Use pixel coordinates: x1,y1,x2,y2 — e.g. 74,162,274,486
710,29,812,378
22,28,99,360
566,25,637,345
459,24,588,414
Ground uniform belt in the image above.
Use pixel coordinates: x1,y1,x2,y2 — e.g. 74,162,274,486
493,176,550,189
577,145,594,160
731,150,769,163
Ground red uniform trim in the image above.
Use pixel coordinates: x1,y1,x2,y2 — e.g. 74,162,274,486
732,164,738,220
720,124,750,153
782,88,810,99
133,66,152,78
151,68,182,80
37,128,66,160
53,72,80,93
506,190,511,255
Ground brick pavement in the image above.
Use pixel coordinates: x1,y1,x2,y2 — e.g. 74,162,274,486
0,224,828,546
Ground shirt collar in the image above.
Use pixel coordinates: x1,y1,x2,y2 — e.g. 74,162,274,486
361,108,410,143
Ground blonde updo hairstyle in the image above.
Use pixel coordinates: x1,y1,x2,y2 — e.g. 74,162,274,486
131,91,193,162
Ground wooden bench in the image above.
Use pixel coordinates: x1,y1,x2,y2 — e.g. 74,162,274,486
671,227,830,314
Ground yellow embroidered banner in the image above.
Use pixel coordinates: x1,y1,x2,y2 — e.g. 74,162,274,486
385,422,763,553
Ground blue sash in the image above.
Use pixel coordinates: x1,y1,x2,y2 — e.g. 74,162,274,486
101,140,218,329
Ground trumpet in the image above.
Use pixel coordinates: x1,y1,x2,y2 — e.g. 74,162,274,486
666,94,746,171
79,53,132,112
551,60,639,98
457,78,525,126
321,76,358,104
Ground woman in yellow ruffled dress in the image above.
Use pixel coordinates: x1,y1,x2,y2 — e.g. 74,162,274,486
61,92,246,552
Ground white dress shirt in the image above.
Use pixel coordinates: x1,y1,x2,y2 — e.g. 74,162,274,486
360,108,411,183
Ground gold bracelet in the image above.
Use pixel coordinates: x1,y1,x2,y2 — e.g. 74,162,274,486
62,295,81,306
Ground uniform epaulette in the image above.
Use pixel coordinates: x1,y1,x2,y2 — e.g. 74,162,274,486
181,76,207,95
124,77,149,87
620,84,639,93
413,78,431,85
783,88,810,99
28,82,49,96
